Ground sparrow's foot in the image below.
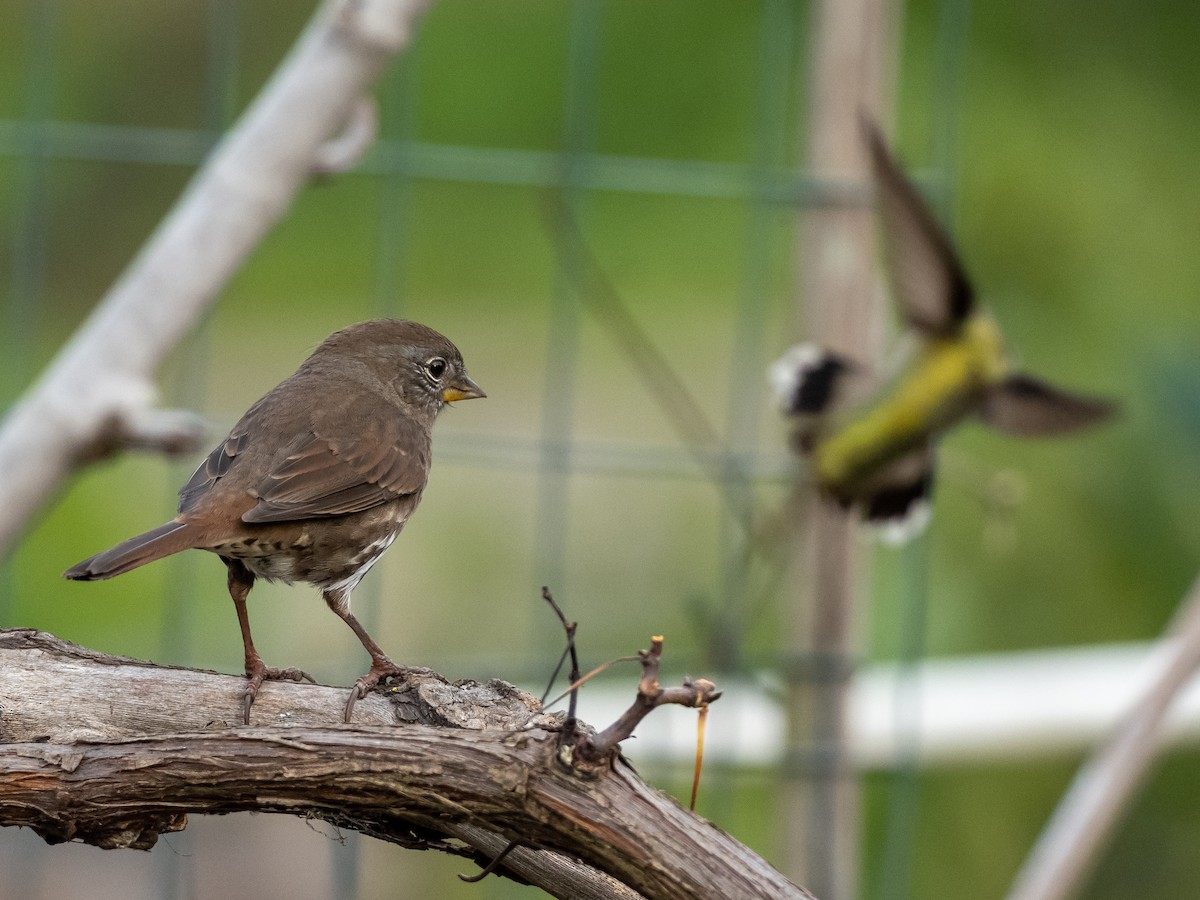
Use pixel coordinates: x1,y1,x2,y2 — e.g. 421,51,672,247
343,659,439,722
242,661,317,725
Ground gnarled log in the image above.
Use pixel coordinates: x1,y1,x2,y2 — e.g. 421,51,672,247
0,629,812,900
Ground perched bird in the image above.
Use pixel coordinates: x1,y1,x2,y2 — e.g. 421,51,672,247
65,318,485,722
771,121,1113,534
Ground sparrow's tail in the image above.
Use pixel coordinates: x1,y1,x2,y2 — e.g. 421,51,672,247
64,520,197,581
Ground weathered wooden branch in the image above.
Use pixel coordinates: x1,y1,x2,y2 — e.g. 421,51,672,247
0,0,433,556
0,629,812,900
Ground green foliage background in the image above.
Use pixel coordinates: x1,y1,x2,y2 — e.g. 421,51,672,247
2,1,1199,898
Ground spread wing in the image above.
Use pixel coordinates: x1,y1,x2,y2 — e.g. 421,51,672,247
864,119,975,337
980,374,1116,436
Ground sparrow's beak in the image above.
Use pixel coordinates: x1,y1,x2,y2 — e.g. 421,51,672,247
443,375,486,403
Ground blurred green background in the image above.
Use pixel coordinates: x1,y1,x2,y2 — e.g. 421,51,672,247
2,1,1199,899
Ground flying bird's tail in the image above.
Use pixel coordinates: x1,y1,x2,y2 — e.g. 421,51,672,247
64,520,196,581
858,449,936,544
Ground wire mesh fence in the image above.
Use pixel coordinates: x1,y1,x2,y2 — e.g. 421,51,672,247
10,2,1198,900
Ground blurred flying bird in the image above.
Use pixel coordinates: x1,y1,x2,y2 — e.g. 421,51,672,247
771,120,1114,535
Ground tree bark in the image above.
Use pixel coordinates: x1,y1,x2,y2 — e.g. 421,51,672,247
0,629,813,900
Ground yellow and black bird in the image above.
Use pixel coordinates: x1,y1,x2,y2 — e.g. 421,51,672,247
771,121,1114,532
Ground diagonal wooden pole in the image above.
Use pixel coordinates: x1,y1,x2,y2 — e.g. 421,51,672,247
1007,572,1200,900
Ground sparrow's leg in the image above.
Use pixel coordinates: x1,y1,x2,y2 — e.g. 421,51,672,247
324,587,439,722
224,558,315,725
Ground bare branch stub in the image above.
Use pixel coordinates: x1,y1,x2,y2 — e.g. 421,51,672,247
311,97,379,175
569,636,722,767
73,408,207,466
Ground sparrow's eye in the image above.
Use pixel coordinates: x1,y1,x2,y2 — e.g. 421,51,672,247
424,357,448,380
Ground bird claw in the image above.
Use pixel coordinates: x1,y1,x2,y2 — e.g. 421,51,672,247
242,662,317,725
343,662,436,723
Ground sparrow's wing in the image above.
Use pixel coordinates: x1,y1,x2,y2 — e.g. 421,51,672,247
178,426,250,514
241,410,430,523
980,373,1116,436
864,119,975,337
177,375,432,524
